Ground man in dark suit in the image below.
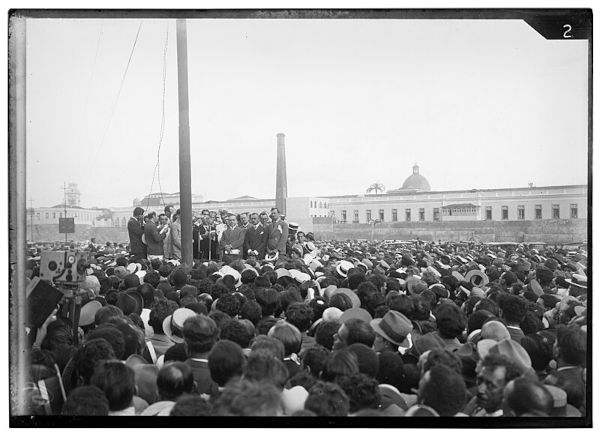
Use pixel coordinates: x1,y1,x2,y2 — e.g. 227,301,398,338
220,214,246,262
127,207,146,261
243,212,268,259
266,207,289,257
144,211,167,260
198,215,219,261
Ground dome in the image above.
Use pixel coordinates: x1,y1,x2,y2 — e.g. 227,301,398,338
400,164,431,191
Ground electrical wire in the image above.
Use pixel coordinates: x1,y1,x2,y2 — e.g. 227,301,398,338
88,20,143,180
146,22,169,212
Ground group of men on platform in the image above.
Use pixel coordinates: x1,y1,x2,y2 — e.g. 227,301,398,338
128,205,308,264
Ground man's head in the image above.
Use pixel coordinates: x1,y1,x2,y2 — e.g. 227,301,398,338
62,386,109,416
333,318,376,350
133,207,144,218
146,211,158,224
336,373,381,414
209,340,246,387
182,315,219,356
498,294,528,325
304,381,350,417
270,208,281,222
418,364,467,416
244,350,289,389
89,360,136,412
73,338,116,385
267,320,302,357
249,213,260,226
556,324,586,366
476,353,522,413
212,379,284,416
159,213,169,226
157,362,195,401
285,302,313,333
502,377,553,417
226,214,237,228
259,212,270,225
240,213,249,226
164,205,175,217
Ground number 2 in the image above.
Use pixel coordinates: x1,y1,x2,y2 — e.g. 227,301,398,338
563,24,572,38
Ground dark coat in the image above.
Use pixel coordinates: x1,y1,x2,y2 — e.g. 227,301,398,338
144,220,164,256
243,223,268,259
220,226,247,259
266,220,289,255
128,217,147,258
198,224,219,260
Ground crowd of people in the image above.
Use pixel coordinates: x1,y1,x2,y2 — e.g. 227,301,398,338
21,205,588,419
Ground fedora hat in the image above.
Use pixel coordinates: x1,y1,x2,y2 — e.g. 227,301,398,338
162,307,196,344
370,310,412,347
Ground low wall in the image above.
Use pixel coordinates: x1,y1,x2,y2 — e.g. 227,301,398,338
313,219,588,244
27,219,588,245
28,225,130,244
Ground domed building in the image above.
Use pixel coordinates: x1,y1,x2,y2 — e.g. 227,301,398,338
389,164,431,193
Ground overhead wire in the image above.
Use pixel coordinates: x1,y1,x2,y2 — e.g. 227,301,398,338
146,21,170,212
88,21,143,182
79,21,103,169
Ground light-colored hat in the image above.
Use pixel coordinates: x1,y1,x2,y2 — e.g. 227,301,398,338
322,307,343,322
79,300,102,327
162,308,196,344
465,270,489,287
335,260,355,278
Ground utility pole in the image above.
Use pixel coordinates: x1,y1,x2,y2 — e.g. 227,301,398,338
9,14,28,416
63,182,68,244
176,19,193,268
29,199,34,242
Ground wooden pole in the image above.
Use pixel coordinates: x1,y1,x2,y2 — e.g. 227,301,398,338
176,19,193,268
9,14,28,416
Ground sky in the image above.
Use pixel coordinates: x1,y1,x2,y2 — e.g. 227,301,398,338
23,16,589,209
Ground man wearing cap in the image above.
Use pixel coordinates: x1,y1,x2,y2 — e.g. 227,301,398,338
266,207,289,257
219,214,247,262
128,207,147,261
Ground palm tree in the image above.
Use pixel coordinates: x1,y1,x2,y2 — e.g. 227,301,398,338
366,182,385,195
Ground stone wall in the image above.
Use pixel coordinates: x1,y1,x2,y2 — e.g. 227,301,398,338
312,219,588,244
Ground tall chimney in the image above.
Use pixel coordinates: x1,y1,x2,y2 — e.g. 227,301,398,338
275,133,288,215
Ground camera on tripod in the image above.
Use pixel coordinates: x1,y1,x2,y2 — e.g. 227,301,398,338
39,250,89,284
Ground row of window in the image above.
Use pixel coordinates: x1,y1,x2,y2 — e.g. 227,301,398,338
341,208,432,223
37,211,97,220
338,204,579,223
310,200,328,209
487,204,578,220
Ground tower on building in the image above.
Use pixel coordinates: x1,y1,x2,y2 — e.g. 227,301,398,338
276,133,288,214
65,182,81,207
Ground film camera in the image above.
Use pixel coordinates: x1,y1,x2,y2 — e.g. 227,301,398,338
39,250,89,284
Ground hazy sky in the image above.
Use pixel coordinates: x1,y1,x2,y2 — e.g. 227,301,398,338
24,17,589,208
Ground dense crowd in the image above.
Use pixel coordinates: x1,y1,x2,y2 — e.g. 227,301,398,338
21,205,588,418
